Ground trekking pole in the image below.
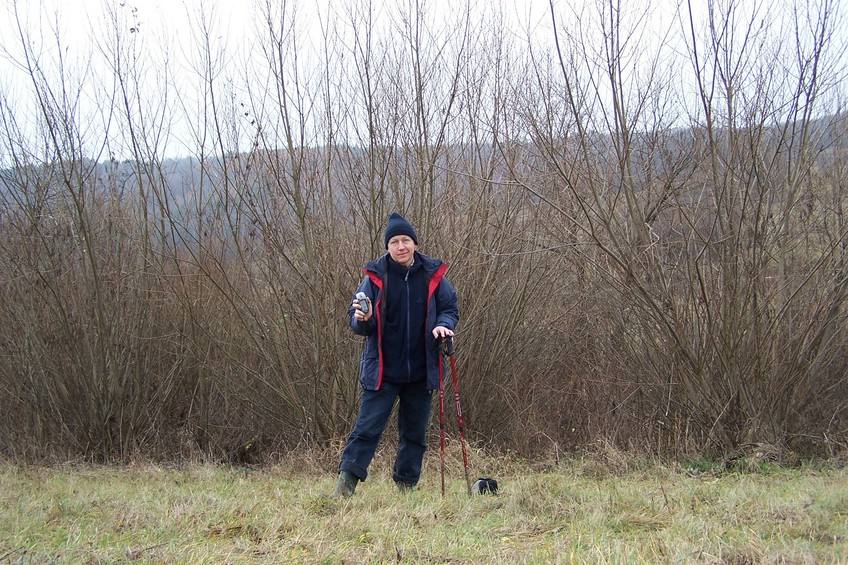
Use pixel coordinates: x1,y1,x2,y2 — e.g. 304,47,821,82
443,336,472,496
437,343,447,497
438,336,472,496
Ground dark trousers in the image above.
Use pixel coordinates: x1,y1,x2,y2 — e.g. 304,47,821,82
339,380,432,485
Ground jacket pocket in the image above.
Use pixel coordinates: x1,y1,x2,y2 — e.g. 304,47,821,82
359,335,379,389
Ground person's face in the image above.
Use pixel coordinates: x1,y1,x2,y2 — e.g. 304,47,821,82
387,234,416,266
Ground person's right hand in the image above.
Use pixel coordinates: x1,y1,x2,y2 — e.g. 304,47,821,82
352,296,373,322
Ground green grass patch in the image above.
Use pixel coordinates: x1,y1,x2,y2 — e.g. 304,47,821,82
0,456,845,563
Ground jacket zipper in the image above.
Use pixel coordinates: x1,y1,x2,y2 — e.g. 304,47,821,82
405,265,411,380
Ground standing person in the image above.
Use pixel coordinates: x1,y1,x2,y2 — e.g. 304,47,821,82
333,212,459,497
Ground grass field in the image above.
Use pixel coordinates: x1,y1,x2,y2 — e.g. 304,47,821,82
1,449,846,564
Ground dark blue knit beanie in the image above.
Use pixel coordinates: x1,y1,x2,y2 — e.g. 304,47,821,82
384,212,418,248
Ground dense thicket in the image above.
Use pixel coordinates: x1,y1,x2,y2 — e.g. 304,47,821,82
0,0,846,462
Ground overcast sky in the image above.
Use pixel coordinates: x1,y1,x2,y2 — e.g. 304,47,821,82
1,0,844,163
0,0,590,161
1,0,559,57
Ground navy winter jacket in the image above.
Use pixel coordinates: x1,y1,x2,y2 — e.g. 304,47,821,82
349,251,459,391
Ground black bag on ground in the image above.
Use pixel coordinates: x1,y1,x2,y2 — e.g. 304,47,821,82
471,477,498,494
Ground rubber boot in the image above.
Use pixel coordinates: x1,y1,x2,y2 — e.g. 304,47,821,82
332,471,359,497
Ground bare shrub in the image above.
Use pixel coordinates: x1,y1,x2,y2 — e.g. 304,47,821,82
0,0,845,462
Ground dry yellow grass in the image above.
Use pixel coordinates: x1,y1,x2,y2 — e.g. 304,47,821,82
0,451,846,563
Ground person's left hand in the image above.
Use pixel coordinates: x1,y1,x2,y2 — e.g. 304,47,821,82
432,326,454,339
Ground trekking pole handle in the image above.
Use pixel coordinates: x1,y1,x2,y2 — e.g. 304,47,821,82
438,335,455,356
